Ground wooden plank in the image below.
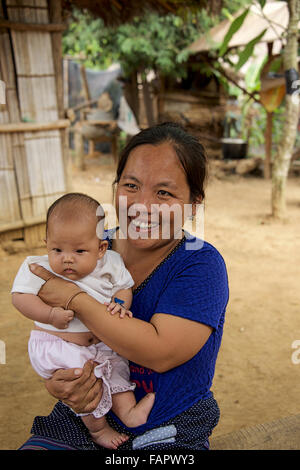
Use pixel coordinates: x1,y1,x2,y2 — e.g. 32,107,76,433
24,223,46,247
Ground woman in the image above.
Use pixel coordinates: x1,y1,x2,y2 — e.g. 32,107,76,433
20,122,229,451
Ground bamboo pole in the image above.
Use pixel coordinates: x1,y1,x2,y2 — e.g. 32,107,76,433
0,119,70,132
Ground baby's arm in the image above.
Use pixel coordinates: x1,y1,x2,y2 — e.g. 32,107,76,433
12,292,74,329
106,288,133,318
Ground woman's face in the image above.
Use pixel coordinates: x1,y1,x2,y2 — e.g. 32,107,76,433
115,142,193,250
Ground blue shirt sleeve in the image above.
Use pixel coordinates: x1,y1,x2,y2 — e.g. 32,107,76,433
153,246,229,329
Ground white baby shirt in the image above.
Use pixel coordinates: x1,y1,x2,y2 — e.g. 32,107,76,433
11,250,134,333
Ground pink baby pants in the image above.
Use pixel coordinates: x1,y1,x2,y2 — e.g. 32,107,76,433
28,330,136,418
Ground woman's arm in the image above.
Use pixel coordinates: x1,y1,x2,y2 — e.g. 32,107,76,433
29,264,212,373
12,292,74,330
72,292,212,372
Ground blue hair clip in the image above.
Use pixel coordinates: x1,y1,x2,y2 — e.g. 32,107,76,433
114,297,125,305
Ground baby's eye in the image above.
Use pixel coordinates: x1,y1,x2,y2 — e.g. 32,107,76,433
76,249,86,253
53,248,61,253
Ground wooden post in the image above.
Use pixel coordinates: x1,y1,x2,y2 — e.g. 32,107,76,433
131,71,140,124
74,123,85,170
48,0,64,119
48,0,72,191
141,72,155,127
157,74,165,121
123,71,140,125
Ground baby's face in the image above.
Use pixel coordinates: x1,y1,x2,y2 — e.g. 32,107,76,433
46,218,107,281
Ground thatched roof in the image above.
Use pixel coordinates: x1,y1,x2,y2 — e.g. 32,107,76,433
63,0,222,25
188,1,288,54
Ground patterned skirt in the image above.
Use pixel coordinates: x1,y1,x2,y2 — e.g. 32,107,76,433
19,396,220,451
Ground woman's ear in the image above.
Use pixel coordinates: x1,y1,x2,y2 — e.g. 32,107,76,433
191,196,203,217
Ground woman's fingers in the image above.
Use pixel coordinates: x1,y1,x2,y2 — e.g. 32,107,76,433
29,263,55,281
59,361,103,413
75,379,103,414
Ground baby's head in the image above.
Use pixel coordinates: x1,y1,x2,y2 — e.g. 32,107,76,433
45,193,108,281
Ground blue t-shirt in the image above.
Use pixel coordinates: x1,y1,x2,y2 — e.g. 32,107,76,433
106,231,229,433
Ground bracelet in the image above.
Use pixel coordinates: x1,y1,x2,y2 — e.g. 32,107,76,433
48,306,55,324
65,290,86,310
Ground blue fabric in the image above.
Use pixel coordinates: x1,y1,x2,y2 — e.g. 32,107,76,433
105,231,229,434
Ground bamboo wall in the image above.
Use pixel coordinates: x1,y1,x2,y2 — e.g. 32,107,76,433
0,0,69,248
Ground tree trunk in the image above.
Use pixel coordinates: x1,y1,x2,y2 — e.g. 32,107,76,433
264,111,273,179
271,0,300,218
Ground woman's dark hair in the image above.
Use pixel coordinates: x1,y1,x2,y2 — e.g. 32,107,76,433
114,122,207,201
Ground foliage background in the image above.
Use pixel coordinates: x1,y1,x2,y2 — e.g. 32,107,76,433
62,0,252,77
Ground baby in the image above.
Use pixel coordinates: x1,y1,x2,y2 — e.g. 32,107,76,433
11,193,155,449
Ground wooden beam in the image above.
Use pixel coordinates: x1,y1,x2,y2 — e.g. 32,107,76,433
0,19,66,32
0,119,70,133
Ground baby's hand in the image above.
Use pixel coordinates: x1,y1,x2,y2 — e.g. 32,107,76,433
105,301,133,319
49,307,74,329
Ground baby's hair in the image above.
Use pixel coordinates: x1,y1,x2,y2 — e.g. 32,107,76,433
46,192,104,236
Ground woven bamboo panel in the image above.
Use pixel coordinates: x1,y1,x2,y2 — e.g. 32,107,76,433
0,132,21,223
0,3,23,224
0,10,33,222
6,0,66,219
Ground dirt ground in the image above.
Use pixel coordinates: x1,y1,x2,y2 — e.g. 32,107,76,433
1,154,299,450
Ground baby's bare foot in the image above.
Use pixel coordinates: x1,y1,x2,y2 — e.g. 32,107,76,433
90,424,129,449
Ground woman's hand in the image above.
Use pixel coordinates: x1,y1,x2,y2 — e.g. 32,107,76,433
45,361,103,414
29,263,84,309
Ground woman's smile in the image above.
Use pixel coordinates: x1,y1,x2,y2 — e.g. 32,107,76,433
116,142,192,248
130,217,159,231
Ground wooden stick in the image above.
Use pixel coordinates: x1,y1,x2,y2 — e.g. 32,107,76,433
0,119,70,133
0,19,66,32
81,120,117,128
69,98,98,112
80,65,91,101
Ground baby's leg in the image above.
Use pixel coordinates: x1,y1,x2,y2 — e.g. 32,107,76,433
112,391,155,428
81,414,128,449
